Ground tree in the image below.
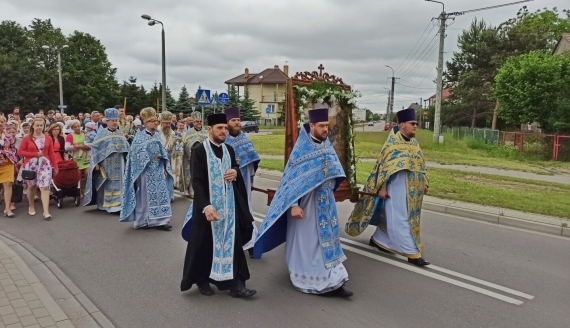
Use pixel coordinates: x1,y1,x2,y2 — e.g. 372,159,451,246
227,84,240,107
239,88,260,122
364,109,373,121
159,84,176,111
147,82,161,109
444,7,570,128
444,18,501,127
0,19,119,115
175,85,192,113
118,77,147,114
494,51,570,134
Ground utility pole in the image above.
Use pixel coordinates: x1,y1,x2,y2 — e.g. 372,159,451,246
433,7,446,143
385,65,398,124
425,0,533,143
389,76,396,124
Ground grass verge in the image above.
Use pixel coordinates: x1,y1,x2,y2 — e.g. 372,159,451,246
250,130,570,175
257,159,570,219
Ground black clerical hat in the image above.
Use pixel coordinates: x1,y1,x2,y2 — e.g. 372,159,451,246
396,108,417,123
207,113,227,126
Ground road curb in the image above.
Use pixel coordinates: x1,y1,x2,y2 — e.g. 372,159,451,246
255,170,569,238
0,229,116,328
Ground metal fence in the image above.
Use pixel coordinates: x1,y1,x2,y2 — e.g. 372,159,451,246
445,127,499,145
498,132,557,161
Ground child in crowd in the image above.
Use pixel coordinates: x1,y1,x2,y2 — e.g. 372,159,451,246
83,122,97,164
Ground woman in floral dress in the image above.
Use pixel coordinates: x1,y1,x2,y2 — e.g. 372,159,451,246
17,118,59,219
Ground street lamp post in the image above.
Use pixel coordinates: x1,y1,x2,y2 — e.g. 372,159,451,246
142,14,167,113
42,45,68,114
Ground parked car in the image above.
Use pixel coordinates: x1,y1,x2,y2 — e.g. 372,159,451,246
384,122,397,131
241,121,259,133
368,121,374,126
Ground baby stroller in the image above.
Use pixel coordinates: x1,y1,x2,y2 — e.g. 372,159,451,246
50,160,81,208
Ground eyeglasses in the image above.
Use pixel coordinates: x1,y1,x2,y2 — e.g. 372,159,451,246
409,122,418,126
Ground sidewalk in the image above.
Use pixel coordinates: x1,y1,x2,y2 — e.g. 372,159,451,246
255,169,570,238
257,154,570,185
0,232,114,328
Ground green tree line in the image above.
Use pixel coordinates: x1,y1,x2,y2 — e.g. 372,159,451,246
0,18,260,120
439,6,570,134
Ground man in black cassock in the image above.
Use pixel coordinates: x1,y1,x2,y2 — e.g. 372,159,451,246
180,113,256,298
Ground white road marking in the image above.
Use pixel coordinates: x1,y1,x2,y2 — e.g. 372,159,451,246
250,212,532,305
342,245,524,305
339,237,534,300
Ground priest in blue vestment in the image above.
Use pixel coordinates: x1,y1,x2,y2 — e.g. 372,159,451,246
224,106,260,257
254,106,353,297
180,113,256,298
84,108,130,212
120,107,173,231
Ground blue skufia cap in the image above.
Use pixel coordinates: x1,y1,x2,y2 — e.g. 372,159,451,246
104,108,119,120
396,108,417,123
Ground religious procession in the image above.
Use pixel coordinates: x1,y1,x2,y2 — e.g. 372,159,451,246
0,102,428,301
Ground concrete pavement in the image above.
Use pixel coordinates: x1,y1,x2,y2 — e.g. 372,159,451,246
0,180,569,328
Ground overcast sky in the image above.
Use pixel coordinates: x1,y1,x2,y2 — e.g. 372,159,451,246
2,0,568,113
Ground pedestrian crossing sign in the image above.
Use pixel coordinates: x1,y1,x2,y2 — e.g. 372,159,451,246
197,89,211,105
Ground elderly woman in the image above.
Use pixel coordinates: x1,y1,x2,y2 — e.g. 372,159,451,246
0,117,19,217
65,120,90,198
17,118,59,219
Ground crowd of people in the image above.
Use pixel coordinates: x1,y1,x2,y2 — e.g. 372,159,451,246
2,103,429,301
0,105,203,220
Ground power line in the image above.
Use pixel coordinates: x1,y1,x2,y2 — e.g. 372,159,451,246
399,34,439,79
396,24,438,76
394,20,435,74
399,43,439,81
395,79,434,90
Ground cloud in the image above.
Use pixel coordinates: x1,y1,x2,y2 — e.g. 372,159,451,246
2,0,567,113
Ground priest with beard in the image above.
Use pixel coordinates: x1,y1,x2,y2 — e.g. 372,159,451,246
253,105,353,297
180,113,256,298
120,107,173,231
180,111,208,198
224,107,260,258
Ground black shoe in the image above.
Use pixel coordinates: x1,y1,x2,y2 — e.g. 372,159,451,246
369,238,391,254
247,248,255,259
156,224,172,231
408,257,430,267
333,286,354,298
230,287,257,298
198,284,215,296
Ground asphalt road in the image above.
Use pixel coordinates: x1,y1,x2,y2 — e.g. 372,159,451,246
1,177,569,328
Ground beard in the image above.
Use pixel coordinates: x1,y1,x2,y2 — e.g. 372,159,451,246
228,125,241,137
212,133,226,144
161,125,171,133
314,132,328,141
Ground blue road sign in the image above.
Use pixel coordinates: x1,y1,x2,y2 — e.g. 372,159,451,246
58,105,67,109
197,89,211,105
218,92,229,105
266,107,271,114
